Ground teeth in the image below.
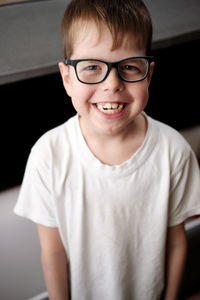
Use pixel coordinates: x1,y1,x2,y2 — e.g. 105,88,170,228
96,103,124,114
104,103,112,109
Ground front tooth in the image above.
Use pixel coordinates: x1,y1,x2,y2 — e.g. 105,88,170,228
111,103,118,109
104,103,112,109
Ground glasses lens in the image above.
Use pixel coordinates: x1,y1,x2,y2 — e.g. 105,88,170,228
76,60,108,83
118,58,149,82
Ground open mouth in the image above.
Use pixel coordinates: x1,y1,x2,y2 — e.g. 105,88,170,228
96,102,126,114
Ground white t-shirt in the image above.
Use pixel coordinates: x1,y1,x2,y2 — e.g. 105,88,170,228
14,113,200,300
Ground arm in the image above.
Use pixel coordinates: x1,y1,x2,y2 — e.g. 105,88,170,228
163,223,187,300
37,224,69,300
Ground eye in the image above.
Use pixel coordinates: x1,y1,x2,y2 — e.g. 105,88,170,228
76,60,107,83
121,65,138,71
78,61,103,73
85,65,101,71
120,62,141,73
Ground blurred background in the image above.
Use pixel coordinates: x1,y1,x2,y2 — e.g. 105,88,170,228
0,0,200,299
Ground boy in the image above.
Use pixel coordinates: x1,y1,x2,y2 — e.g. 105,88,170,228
14,0,200,299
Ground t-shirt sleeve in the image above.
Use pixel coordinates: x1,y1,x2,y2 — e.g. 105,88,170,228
14,141,58,227
168,150,200,227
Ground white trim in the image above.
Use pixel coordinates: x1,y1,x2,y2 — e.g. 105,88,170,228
28,291,48,300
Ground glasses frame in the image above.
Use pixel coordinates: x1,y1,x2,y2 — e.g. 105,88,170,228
64,56,154,84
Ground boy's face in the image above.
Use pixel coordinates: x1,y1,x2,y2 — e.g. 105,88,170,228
59,23,154,138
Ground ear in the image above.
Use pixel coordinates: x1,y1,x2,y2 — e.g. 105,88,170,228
147,62,155,86
58,62,72,97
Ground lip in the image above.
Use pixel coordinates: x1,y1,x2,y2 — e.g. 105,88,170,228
92,102,129,119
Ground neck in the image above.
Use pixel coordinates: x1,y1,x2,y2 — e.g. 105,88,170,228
79,113,147,166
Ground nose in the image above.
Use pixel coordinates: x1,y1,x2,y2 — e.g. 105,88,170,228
102,68,124,92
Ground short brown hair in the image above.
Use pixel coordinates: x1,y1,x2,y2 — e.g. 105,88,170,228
61,0,153,59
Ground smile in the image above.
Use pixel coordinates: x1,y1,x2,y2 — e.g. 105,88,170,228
96,102,126,114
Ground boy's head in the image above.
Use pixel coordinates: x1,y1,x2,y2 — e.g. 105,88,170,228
59,0,155,138
61,0,153,59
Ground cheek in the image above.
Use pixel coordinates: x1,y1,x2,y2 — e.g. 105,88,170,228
142,86,149,104
140,87,149,110
130,83,149,106
70,85,95,112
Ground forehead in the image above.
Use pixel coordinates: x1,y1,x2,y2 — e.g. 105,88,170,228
73,22,102,48
71,21,143,57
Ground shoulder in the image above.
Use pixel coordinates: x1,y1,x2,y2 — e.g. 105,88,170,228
147,115,193,170
30,115,78,165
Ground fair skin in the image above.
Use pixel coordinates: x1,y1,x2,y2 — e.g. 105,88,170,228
38,23,187,300
37,225,69,300
59,23,154,165
163,223,187,300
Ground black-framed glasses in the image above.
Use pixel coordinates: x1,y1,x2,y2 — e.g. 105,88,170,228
64,56,154,84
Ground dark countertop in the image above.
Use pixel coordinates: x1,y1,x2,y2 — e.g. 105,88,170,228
0,0,200,84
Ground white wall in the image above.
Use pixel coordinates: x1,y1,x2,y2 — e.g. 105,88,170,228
0,186,46,300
